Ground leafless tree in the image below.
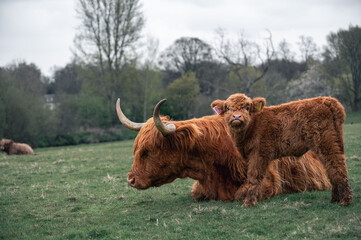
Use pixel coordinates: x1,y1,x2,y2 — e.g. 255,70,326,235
297,35,319,64
214,29,276,96
74,0,144,71
73,0,145,120
277,39,295,61
74,0,144,99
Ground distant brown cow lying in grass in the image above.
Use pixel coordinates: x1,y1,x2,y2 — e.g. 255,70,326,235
212,94,353,207
116,99,331,202
0,139,34,155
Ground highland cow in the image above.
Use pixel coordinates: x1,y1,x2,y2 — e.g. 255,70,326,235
0,139,34,155
212,93,353,206
116,99,330,202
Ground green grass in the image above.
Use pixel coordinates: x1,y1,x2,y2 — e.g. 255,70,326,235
345,110,361,124
1,124,361,239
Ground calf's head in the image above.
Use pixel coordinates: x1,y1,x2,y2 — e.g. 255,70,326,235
116,99,202,189
211,93,265,132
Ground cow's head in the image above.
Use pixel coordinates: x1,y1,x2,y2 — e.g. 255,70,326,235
0,139,13,152
211,93,265,132
116,99,202,189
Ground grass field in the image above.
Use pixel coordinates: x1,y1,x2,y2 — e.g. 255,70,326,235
345,110,361,124
1,123,360,239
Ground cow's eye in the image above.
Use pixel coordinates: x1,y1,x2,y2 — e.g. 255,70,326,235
141,150,148,159
226,106,230,111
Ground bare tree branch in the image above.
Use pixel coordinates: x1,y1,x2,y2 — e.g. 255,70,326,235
213,29,276,95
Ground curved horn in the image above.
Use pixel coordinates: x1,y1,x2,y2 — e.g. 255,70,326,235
153,99,176,135
116,98,145,131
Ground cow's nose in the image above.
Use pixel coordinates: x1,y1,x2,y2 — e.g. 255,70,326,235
233,114,241,119
128,177,136,186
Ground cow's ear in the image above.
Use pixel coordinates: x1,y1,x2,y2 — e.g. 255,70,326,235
251,97,266,113
211,100,226,115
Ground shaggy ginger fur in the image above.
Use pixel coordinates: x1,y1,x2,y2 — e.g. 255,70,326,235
212,93,353,206
0,139,34,155
127,115,330,201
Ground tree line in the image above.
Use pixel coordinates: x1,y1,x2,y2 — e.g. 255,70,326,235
0,0,360,147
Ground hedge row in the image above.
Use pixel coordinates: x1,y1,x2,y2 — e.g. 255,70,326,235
36,128,137,148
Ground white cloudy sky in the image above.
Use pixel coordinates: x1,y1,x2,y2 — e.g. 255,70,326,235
0,0,360,76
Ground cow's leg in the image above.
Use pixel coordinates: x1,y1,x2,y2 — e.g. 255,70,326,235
235,180,249,201
191,180,219,201
242,155,269,207
259,161,282,200
191,181,207,201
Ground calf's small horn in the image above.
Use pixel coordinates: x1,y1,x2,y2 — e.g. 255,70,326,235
116,98,145,131
153,99,176,135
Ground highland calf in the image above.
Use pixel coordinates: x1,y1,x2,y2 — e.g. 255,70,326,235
0,139,34,155
212,93,353,207
116,99,331,202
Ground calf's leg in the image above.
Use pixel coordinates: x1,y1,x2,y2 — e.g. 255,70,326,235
242,155,270,207
315,131,353,206
318,153,353,205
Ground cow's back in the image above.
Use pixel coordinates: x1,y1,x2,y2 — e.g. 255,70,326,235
11,143,34,155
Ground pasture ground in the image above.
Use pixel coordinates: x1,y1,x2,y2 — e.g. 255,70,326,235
1,123,361,239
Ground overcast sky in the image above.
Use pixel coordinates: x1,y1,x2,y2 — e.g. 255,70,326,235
0,0,360,77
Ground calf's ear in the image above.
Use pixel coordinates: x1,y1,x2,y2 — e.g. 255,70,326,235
252,97,266,113
211,100,226,115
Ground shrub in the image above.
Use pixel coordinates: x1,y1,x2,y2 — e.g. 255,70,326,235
36,128,136,148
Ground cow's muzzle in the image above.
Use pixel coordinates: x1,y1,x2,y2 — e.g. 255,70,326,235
128,177,136,187
127,175,148,189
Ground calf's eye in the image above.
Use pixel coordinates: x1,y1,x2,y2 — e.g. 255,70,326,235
246,107,249,111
